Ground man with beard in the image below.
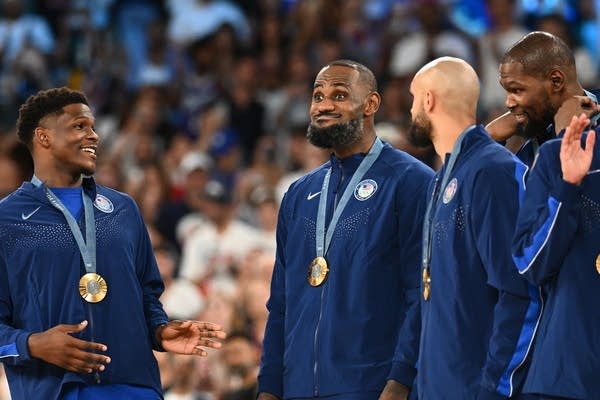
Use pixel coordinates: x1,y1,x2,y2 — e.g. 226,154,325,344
399,57,541,399
486,31,600,167
511,107,600,399
257,60,434,400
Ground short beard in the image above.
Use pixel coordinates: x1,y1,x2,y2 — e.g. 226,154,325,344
306,119,363,149
407,113,433,148
518,99,556,140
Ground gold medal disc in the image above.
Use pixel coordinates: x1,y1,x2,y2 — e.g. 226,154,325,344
596,254,600,275
308,257,329,287
422,267,431,301
79,273,108,303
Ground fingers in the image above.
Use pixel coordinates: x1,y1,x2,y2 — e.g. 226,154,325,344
61,320,88,334
192,321,223,331
585,130,596,156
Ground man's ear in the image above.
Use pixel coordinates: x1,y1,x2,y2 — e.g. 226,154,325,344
424,90,435,112
549,69,565,92
364,91,381,116
34,127,51,148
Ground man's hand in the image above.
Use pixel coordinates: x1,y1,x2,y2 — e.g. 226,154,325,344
156,320,226,356
379,379,410,400
560,113,596,185
554,96,600,134
28,320,111,373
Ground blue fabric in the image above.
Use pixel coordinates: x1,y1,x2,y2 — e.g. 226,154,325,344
512,132,600,398
51,187,83,219
62,383,161,399
258,141,434,398
0,178,169,400
415,126,539,399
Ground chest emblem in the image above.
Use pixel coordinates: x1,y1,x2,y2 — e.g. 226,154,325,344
354,179,378,201
94,194,114,213
442,178,458,204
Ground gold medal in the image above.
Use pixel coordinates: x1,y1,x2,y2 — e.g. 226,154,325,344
422,267,431,301
308,257,329,287
596,254,600,275
79,273,108,303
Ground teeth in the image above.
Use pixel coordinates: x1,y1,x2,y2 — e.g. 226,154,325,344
82,148,96,155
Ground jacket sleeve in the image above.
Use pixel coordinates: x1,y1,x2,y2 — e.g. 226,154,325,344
257,191,289,398
131,198,169,350
0,245,35,367
472,162,542,399
511,141,581,285
388,165,434,388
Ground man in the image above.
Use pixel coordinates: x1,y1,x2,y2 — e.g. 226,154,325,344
402,57,540,399
0,87,226,399
487,31,600,167
512,113,599,399
257,60,434,399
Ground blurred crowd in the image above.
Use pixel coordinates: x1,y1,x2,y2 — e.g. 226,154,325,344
0,0,599,399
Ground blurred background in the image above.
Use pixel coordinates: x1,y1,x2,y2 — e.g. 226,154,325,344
0,0,599,399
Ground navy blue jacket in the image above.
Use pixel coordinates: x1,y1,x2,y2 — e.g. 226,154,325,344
512,134,600,398
414,126,541,400
258,141,434,399
0,178,168,399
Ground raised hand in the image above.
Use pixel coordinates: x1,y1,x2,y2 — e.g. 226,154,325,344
560,113,596,185
156,320,226,356
27,320,111,373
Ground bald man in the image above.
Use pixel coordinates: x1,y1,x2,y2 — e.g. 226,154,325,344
402,57,541,399
487,31,600,167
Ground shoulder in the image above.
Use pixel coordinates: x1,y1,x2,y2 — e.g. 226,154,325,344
377,144,435,180
284,162,329,197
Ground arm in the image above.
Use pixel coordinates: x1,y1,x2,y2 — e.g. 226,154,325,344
257,193,289,399
472,162,541,399
512,115,595,285
383,166,434,399
130,199,170,348
0,252,110,372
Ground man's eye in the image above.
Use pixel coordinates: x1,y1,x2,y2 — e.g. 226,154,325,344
335,93,346,100
313,94,323,101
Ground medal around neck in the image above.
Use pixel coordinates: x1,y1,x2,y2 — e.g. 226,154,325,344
79,273,108,303
308,257,329,287
596,254,600,275
422,267,431,301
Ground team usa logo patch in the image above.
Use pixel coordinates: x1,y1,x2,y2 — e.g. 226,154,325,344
442,178,458,204
94,194,114,213
354,179,378,201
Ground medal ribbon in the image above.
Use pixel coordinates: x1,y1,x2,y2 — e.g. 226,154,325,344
316,138,384,258
31,176,97,274
422,125,474,270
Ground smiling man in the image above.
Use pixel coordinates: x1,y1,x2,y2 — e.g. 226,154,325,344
0,87,226,400
486,31,600,167
257,60,434,400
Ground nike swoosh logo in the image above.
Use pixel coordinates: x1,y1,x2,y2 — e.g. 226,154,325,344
21,206,41,220
307,191,321,200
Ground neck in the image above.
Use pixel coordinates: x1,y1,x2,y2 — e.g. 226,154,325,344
432,119,474,161
333,132,377,159
34,169,83,188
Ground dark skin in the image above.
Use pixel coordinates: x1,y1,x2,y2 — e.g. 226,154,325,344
27,103,226,374
309,64,380,157
258,65,411,400
488,61,599,148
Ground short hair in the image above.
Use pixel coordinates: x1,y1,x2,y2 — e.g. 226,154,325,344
16,87,89,148
501,31,575,79
325,59,378,92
